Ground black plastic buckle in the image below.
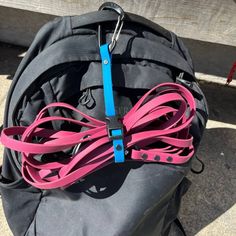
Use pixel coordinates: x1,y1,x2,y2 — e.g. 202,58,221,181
106,116,123,140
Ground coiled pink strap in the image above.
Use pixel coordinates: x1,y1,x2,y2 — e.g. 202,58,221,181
0,83,196,189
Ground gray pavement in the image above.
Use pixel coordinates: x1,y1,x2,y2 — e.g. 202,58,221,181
181,83,236,236
0,43,235,236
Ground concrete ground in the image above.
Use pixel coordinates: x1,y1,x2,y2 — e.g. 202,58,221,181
0,43,235,236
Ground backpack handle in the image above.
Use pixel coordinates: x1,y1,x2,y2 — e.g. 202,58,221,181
71,11,171,42
99,2,125,20
98,2,125,51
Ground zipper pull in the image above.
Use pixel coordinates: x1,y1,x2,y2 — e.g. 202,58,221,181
79,88,95,108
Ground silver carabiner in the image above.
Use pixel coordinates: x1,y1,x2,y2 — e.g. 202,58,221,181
98,2,125,52
109,15,124,52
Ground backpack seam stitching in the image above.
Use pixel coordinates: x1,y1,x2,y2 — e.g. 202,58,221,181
24,192,43,236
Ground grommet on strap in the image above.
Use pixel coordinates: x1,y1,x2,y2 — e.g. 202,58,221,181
141,153,148,160
100,44,125,163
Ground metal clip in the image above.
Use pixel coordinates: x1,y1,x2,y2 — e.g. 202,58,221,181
98,2,125,52
108,15,124,52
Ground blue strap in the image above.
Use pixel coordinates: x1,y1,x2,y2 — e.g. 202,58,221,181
100,44,125,163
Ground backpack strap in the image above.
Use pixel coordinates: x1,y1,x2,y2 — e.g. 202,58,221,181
100,44,125,163
174,218,187,236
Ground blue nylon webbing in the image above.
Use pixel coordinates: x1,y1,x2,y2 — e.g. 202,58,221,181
100,44,124,163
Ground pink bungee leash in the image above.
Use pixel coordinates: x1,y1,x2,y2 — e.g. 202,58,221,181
0,83,196,189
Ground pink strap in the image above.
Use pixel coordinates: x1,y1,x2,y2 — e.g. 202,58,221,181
0,83,196,189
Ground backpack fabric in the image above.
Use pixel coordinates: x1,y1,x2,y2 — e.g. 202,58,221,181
0,7,208,236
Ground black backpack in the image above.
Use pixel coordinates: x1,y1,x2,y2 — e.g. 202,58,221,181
0,3,208,236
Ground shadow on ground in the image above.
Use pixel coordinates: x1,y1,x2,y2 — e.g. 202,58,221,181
180,83,236,235
201,83,236,125
181,38,236,81
0,43,26,80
